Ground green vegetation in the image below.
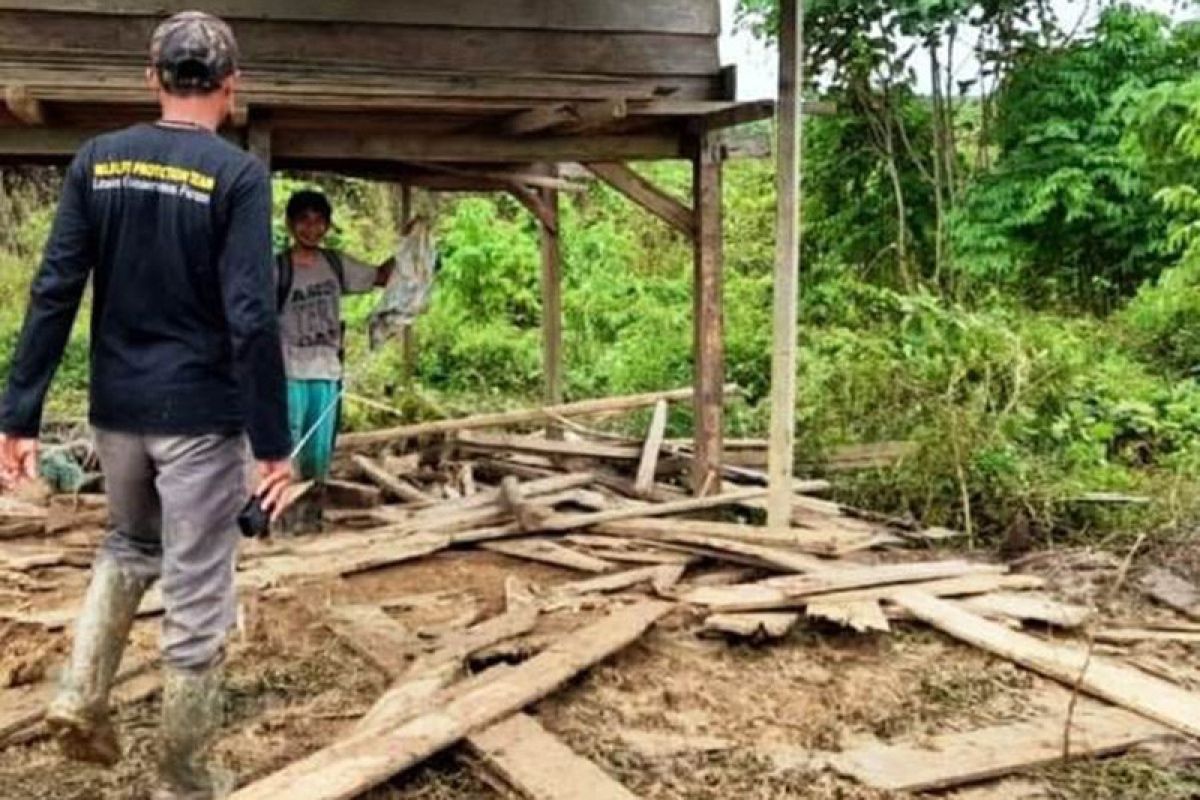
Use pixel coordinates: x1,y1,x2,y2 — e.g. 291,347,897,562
4,4,1200,548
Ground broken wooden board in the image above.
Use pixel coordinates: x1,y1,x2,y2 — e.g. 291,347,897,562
959,592,1094,629
829,701,1172,792
457,431,642,461
1139,568,1200,620
894,590,1200,738
536,488,768,534
468,712,640,800
703,612,798,639
806,600,891,633
227,601,673,800
597,528,828,574
633,399,669,498
351,454,433,506
481,538,615,574
411,472,596,520
321,605,413,679
323,479,383,508
687,561,1007,612
554,565,679,598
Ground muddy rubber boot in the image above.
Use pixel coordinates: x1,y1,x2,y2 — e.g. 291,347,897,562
45,556,149,766
154,661,231,800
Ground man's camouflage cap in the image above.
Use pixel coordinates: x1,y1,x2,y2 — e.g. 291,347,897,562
151,11,239,92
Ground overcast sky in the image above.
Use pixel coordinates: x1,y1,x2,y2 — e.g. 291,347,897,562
718,0,1193,99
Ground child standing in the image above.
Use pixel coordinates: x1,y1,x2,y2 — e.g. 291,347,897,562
278,189,393,531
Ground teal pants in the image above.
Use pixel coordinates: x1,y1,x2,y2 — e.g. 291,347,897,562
287,379,340,481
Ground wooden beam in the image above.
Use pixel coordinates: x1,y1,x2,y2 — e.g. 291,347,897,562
398,183,417,384
766,0,802,528
339,386,726,451
3,84,44,125
539,184,564,410
510,185,558,235
585,162,695,240
502,101,629,137
0,1,721,37
226,602,672,800
273,130,685,165
691,134,725,495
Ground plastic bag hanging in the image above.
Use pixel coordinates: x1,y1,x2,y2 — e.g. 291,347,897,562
369,218,436,349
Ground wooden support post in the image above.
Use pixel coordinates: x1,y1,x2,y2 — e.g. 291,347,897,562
766,0,803,528
692,136,725,496
399,183,417,384
539,183,564,417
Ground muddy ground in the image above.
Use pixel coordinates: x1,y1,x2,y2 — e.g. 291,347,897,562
3,536,1200,799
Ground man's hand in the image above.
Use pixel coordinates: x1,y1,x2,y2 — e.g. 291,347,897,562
0,435,38,492
254,459,294,522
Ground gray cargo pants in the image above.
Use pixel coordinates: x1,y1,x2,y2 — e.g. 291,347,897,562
94,429,248,671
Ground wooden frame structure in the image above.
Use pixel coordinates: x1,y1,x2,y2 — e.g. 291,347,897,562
0,0,804,500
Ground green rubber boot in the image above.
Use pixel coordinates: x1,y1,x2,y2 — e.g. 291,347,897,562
45,556,149,766
153,660,231,800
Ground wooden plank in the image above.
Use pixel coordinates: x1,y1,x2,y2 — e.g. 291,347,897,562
555,565,676,597
339,386,720,450
1094,628,1200,644
691,134,724,495
634,401,670,498
4,84,43,125
608,529,826,573
412,472,596,521
765,0,801,527
351,455,433,506
227,602,672,800
0,1,721,36
830,701,1172,792
586,162,695,239
893,590,1200,738
506,101,627,136
0,13,719,78
537,488,768,533
482,538,616,574
685,562,1009,612
456,432,641,461
703,612,798,639
594,517,876,557
959,593,1094,629
321,605,413,679
468,713,640,800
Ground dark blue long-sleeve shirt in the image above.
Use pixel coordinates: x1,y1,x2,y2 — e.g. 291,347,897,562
0,123,290,460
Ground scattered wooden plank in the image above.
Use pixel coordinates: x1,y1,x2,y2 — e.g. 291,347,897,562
499,476,549,532
321,605,413,679
458,432,642,462
959,593,1093,629
893,590,1200,738
537,488,767,534
634,399,670,497
1094,628,1200,645
598,525,828,573
555,565,677,598
411,472,596,520
351,455,433,506
829,701,1172,792
323,479,383,509
703,612,798,639
687,561,1006,612
650,564,688,595
594,517,877,557
339,387,726,451
227,602,672,800
680,572,1041,614
482,538,616,574
806,600,891,633
468,713,640,800
1139,568,1200,620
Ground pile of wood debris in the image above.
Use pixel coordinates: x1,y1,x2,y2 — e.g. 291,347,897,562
3,386,1200,798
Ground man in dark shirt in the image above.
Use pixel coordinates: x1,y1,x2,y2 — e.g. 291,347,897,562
0,12,291,798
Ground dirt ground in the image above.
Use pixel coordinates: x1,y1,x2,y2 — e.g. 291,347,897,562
3,540,1200,799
